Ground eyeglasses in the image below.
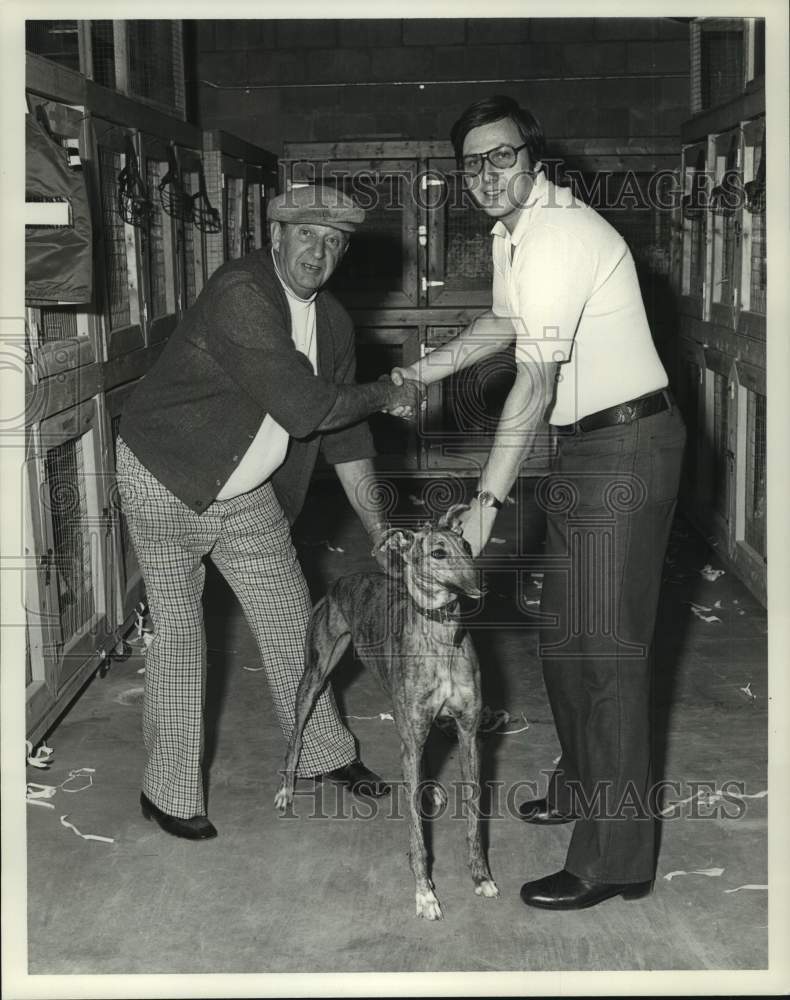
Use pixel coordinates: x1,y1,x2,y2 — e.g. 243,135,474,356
460,143,529,176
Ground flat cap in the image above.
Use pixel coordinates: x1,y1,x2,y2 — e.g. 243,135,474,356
267,184,365,233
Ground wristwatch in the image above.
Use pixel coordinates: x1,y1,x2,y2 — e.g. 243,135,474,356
473,489,503,510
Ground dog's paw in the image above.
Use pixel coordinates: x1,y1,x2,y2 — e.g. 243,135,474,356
415,888,443,920
474,878,500,898
273,786,291,812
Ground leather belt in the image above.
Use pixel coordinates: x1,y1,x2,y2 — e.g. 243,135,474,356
554,389,672,435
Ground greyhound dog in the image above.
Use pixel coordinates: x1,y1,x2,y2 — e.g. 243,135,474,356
274,505,499,920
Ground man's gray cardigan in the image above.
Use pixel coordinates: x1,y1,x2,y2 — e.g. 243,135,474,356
119,250,376,522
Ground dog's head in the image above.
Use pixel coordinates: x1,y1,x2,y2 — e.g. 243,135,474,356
374,504,483,608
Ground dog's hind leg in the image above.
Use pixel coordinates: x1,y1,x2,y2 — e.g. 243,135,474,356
456,714,499,899
275,597,351,812
399,718,442,919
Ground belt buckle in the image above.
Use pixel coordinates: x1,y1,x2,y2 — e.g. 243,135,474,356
616,403,637,424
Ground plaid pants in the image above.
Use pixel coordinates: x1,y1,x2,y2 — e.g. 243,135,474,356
115,438,356,818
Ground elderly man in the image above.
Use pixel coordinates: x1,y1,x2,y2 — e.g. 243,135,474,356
117,185,422,840
392,96,686,909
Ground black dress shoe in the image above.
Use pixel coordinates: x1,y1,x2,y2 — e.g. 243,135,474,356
520,868,652,910
140,792,217,840
319,759,391,798
517,797,576,825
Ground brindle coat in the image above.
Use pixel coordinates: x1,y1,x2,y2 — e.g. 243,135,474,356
275,506,499,920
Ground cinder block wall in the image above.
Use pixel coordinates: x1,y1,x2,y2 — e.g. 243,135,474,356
193,18,690,155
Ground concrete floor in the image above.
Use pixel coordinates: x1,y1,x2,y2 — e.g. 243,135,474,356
25,477,768,975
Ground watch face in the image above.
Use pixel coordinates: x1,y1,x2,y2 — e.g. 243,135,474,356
476,490,496,508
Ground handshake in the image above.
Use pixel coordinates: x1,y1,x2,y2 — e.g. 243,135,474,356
378,367,427,421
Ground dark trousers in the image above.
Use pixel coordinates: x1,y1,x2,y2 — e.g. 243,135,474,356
538,403,686,883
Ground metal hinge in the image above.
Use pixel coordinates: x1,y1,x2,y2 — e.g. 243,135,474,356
420,176,444,191
418,224,428,247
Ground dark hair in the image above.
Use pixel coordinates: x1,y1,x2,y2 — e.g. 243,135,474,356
450,95,545,166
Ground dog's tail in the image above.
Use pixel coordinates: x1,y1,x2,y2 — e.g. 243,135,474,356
276,595,353,812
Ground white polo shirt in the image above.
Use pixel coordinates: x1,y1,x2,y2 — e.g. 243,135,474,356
491,171,667,426
216,252,318,500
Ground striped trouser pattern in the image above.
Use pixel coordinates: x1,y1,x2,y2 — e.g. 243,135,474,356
115,438,356,818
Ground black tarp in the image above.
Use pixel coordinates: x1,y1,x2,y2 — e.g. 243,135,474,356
25,111,93,305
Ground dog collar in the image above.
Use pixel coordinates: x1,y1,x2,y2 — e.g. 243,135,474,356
417,598,459,624
413,598,466,646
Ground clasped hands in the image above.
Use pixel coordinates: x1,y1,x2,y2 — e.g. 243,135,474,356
378,366,427,420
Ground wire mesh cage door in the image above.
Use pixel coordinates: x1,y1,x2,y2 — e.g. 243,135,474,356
141,136,179,341
425,159,494,307
289,157,421,309
747,155,766,315
223,173,245,261
591,172,674,279
25,454,53,734
698,18,746,112
35,399,110,692
677,347,704,500
25,20,81,71
106,386,144,621
181,170,199,308
93,121,144,358
29,21,187,119
710,369,733,524
123,20,186,118
178,150,207,309
89,19,116,88
739,117,766,332
26,306,93,381
710,129,742,322
244,167,264,253
743,388,766,559
680,144,709,314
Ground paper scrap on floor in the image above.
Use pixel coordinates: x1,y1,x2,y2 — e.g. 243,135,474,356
60,814,114,844
664,867,724,881
60,768,95,793
26,741,54,769
27,783,57,808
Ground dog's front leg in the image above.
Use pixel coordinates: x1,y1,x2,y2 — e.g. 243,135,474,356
399,724,442,920
456,714,499,899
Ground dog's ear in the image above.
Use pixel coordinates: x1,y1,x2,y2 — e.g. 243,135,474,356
374,528,416,558
438,504,470,535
